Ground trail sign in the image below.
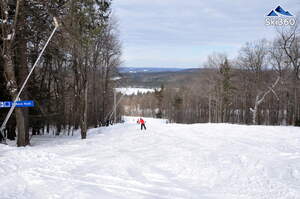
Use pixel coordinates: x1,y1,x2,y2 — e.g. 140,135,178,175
0,101,34,108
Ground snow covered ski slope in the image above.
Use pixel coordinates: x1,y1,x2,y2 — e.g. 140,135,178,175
1,116,300,199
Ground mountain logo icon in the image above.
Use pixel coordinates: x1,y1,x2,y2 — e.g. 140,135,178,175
267,6,293,16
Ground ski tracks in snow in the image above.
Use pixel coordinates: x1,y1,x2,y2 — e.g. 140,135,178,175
0,117,300,199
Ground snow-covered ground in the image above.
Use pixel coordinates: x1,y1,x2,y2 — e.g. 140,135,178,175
1,117,300,199
115,88,158,95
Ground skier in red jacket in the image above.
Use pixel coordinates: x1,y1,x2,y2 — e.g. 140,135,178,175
138,118,146,130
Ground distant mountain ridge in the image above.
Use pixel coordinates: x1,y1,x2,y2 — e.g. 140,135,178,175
119,67,194,73
120,67,204,88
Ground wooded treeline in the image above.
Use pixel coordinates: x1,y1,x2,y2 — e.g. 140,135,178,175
0,0,121,146
123,27,300,126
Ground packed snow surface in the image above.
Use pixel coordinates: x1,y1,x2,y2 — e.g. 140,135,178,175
1,117,300,199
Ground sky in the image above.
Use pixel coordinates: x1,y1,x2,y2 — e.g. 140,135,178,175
112,0,300,68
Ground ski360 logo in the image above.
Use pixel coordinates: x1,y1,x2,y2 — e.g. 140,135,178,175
265,6,296,26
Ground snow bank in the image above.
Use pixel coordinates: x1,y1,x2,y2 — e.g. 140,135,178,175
115,88,158,95
1,117,300,199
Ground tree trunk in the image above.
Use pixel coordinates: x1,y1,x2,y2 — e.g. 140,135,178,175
3,54,29,146
16,2,30,145
80,80,88,139
251,95,259,125
16,108,28,146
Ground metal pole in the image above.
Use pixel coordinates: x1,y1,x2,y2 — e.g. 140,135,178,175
105,92,125,122
0,17,59,143
114,89,117,123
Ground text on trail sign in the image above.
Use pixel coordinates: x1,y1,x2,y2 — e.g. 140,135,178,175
0,101,35,108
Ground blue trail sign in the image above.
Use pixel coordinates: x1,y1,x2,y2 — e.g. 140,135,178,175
0,101,35,108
